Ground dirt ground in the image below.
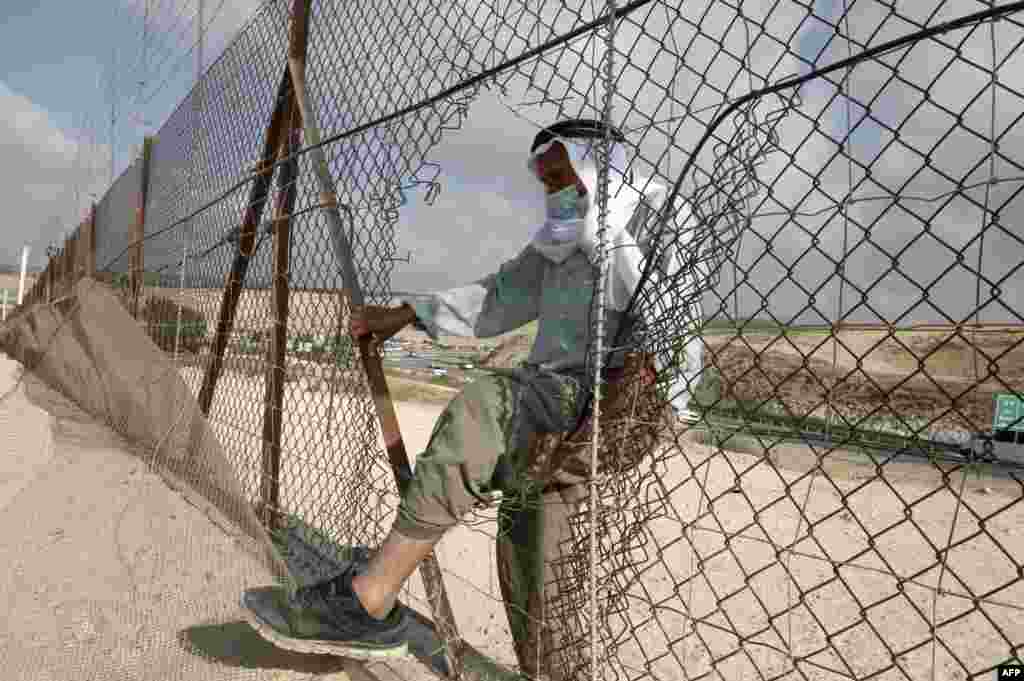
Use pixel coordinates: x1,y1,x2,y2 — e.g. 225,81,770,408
178,359,1023,681
703,327,1024,435
0,357,366,681
5,282,1021,679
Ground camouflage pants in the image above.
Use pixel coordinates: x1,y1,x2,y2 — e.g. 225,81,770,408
393,367,587,679
394,366,585,540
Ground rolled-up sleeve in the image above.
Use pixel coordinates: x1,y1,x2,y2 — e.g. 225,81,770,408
400,247,544,340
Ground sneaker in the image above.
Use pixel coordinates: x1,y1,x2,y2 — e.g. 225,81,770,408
242,565,410,659
675,407,700,424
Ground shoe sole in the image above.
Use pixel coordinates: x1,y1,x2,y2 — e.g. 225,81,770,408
241,595,410,660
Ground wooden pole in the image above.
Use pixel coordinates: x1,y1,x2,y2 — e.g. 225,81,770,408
196,71,293,416
68,232,76,290
76,222,86,282
72,232,78,288
259,111,301,529
87,204,97,279
47,257,54,303
131,138,153,318
57,246,64,299
285,7,466,676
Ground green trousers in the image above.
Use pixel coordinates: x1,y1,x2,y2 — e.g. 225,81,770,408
392,367,587,679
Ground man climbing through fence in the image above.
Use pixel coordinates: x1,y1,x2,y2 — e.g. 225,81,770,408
242,118,704,674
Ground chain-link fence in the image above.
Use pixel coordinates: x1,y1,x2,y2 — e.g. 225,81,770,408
4,0,1024,680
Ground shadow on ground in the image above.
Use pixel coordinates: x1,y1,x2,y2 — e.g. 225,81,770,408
179,620,350,675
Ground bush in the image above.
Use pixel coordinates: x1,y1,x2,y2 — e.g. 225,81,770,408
110,271,162,289
141,295,208,354
286,333,355,366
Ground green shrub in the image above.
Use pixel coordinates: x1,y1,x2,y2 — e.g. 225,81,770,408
286,333,355,366
109,271,162,290
142,295,208,354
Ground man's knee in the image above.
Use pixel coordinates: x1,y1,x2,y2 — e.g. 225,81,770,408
393,374,517,537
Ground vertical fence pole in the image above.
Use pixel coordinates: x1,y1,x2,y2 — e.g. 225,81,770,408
47,257,54,303
87,205,97,279
63,239,70,297
76,223,86,282
196,74,292,416
285,5,465,675
131,139,153,319
64,236,71,294
68,234,76,294
68,233,76,291
258,116,301,529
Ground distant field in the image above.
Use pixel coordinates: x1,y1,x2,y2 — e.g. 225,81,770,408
23,279,1019,441
0,274,36,293
700,325,1024,437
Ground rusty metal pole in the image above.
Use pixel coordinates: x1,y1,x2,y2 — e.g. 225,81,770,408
68,232,76,289
87,204,97,279
131,138,153,318
285,3,465,676
77,222,86,282
62,241,69,296
58,246,65,298
196,73,293,416
258,108,301,530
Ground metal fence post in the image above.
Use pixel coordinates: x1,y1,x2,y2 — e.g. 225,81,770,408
259,116,301,530
46,258,54,303
60,239,67,297
67,234,77,294
286,2,466,675
87,204,97,279
131,138,153,319
196,75,292,416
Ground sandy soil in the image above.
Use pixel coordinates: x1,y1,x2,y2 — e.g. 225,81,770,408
178,361,1023,681
2,281,1021,681
0,356,371,681
176,365,519,680
0,273,37,291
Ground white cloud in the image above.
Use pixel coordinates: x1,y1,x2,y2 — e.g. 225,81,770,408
0,82,109,269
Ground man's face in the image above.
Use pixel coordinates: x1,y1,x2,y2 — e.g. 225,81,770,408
532,141,587,195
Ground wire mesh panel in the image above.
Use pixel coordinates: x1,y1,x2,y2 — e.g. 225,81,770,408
4,1,1024,681
93,159,144,279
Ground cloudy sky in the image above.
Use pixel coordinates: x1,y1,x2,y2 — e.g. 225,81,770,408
3,0,1022,325
0,0,262,269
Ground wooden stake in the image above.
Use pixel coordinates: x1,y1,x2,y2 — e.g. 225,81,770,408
197,71,293,416
285,19,466,678
131,138,153,318
259,110,302,530
87,204,97,279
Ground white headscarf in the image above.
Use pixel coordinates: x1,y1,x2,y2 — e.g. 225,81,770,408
526,135,654,311
526,133,705,412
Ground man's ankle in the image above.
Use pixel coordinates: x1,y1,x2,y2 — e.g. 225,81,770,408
351,574,395,620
